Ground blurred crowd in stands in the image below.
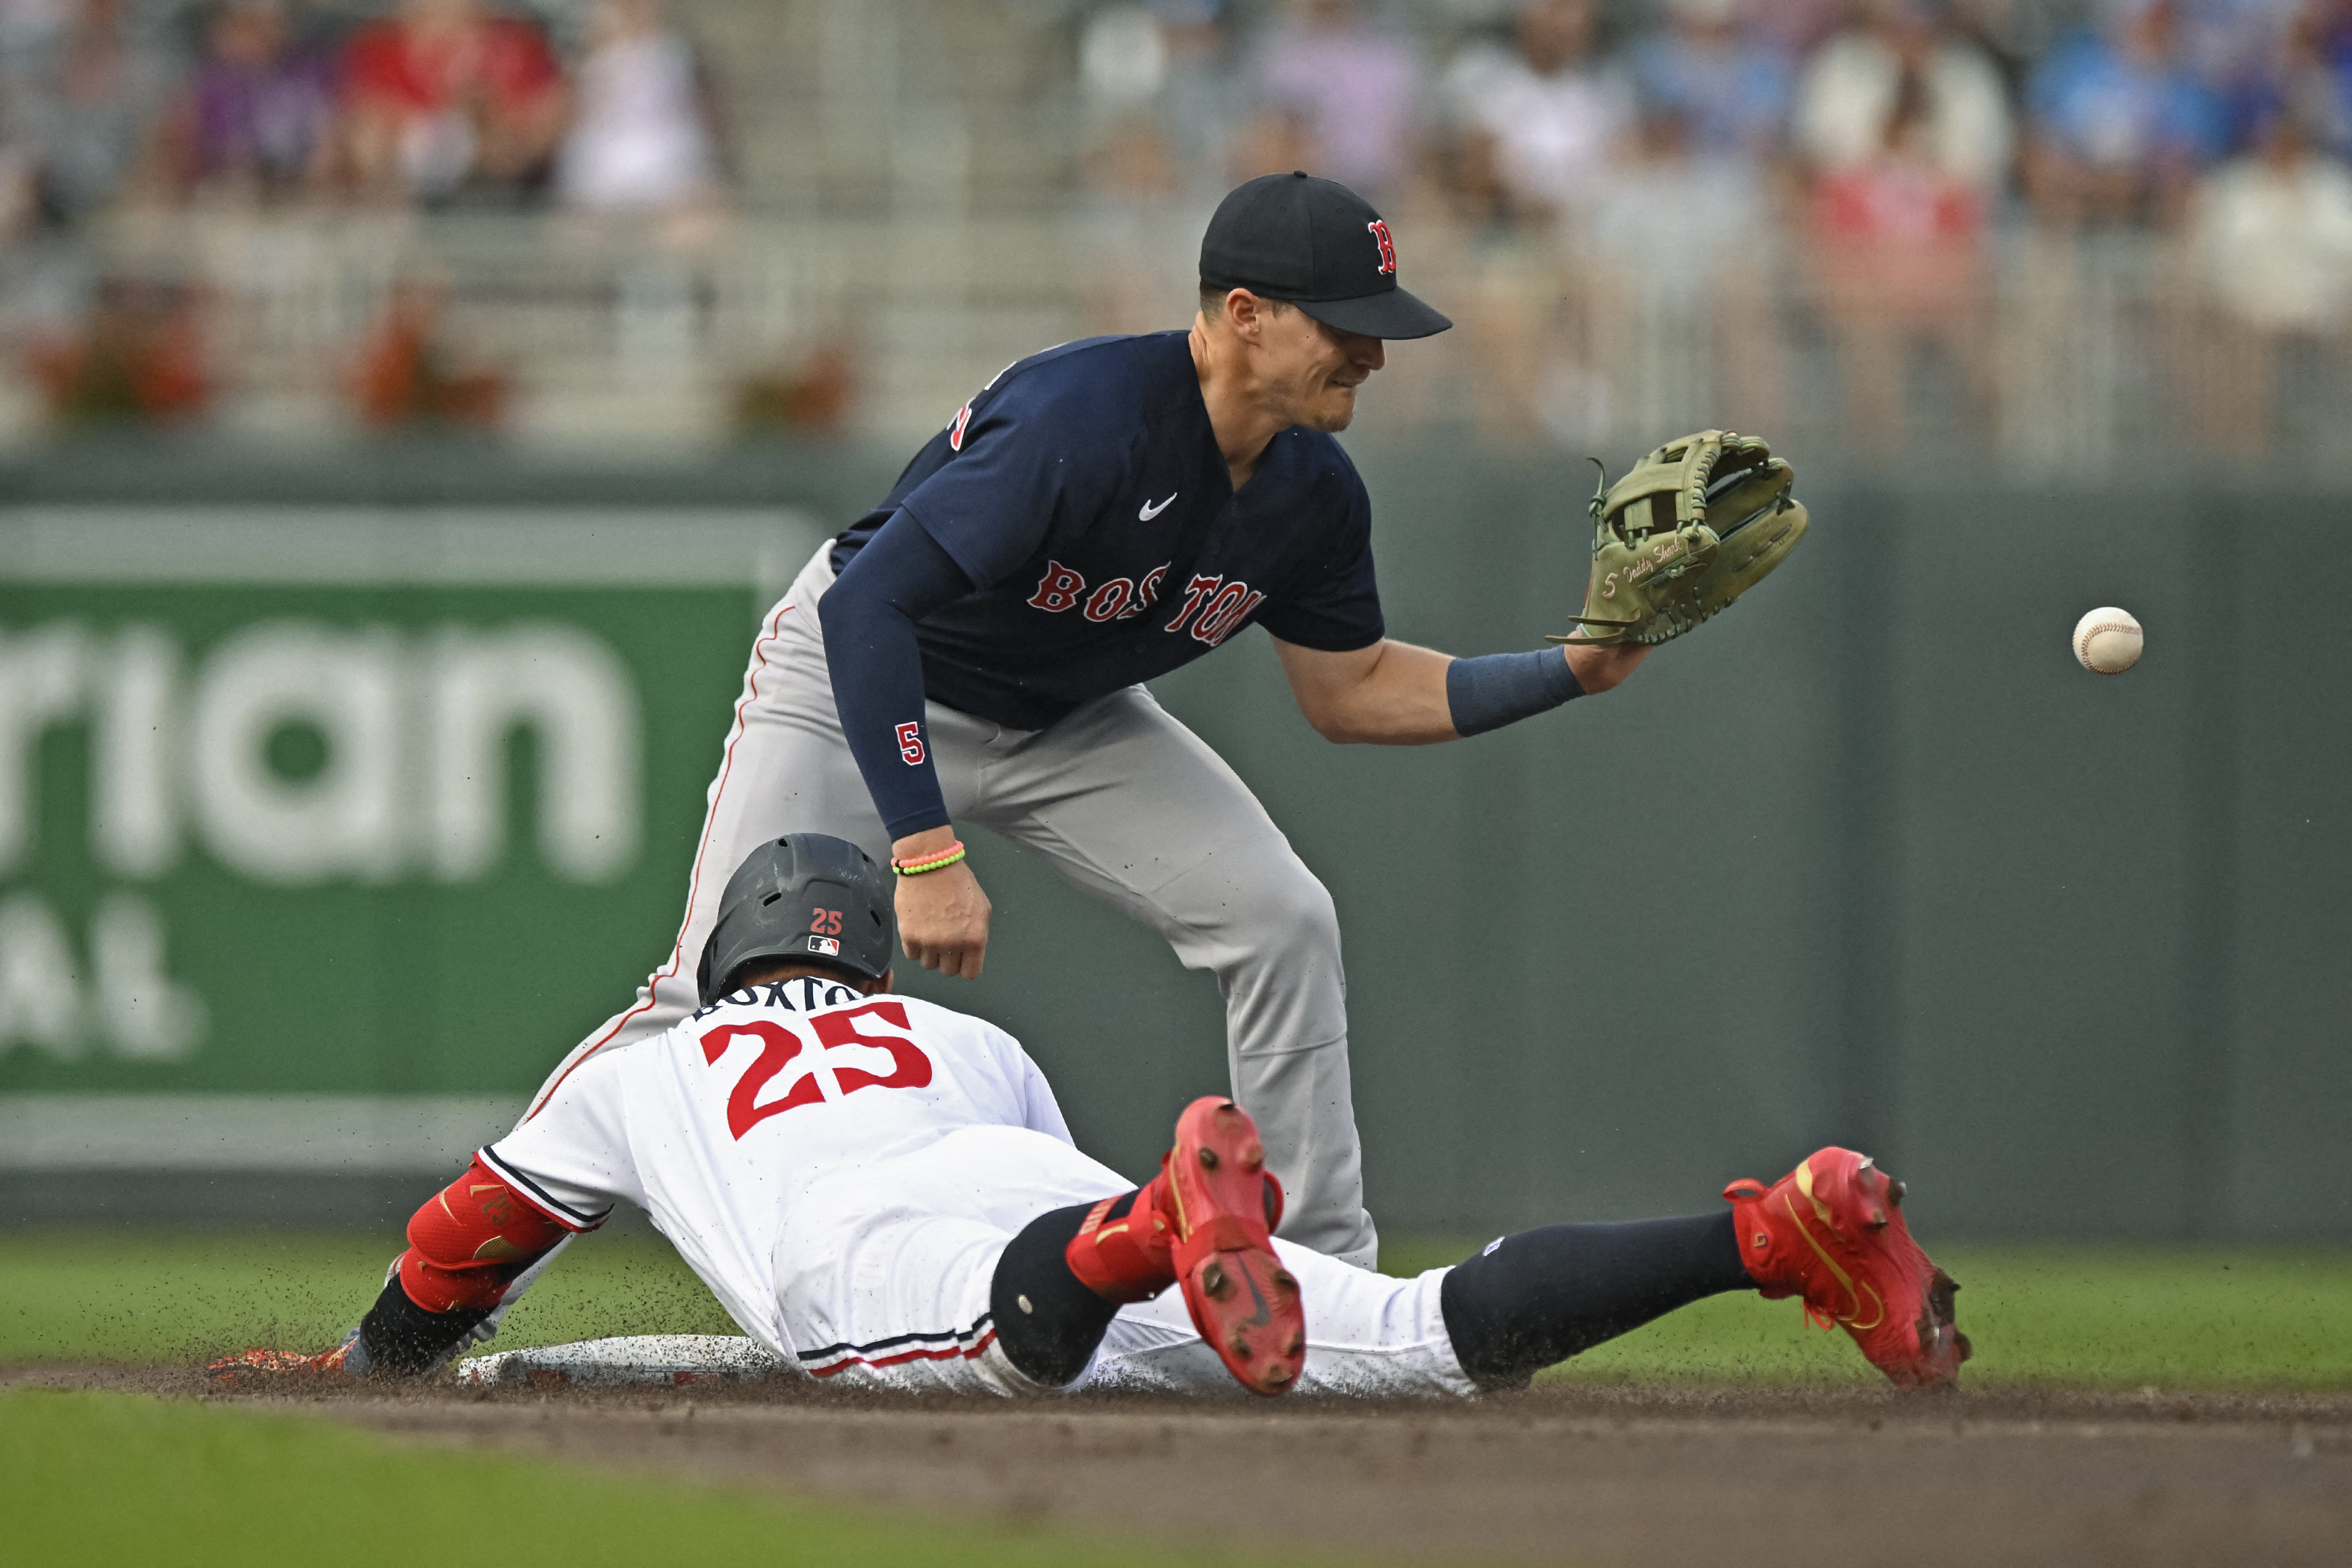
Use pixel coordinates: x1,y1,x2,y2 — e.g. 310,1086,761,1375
1080,0,2352,454
4,0,2349,458
0,0,724,228
0,0,731,436
1087,0,2352,231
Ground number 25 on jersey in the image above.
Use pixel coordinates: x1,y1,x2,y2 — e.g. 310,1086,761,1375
700,1001,933,1141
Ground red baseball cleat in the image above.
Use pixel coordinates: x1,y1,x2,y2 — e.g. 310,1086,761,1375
1062,1097,1303,1394
206,1330,357,1384
1162,1097,1304,1396
1723,1147,1970,1390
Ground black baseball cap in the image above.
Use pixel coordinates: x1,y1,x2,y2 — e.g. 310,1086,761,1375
1199,171,1452,340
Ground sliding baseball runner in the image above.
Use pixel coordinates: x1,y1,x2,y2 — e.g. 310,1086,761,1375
212,835,1966,1397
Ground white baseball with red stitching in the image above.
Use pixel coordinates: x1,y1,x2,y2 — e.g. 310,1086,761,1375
2073,606,2144,674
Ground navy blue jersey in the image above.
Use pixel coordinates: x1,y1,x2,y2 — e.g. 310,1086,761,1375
831,332,1386,732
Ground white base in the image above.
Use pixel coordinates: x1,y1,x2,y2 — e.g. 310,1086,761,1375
456,1334,789,1388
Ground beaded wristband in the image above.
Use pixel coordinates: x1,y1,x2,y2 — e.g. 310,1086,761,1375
892,840,967,876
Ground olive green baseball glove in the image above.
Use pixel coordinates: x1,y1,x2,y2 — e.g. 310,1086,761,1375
1549,430,1808,648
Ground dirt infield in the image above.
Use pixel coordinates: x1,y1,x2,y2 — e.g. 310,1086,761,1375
16,1368,2351,1567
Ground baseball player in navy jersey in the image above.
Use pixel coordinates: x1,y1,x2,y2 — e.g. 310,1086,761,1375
523,171,1653,1275
210,836,1967,1398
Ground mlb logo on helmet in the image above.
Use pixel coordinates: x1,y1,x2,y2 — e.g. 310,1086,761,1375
807,936,841,956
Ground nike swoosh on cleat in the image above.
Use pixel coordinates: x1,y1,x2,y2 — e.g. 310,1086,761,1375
1139,494,1177,520
1240,1261,1272,1328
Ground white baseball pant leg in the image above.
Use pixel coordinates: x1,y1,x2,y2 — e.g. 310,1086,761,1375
786,1200,1471,1400
523,544,1377,1268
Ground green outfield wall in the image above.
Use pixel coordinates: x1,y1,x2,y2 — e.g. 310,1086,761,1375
0,444,2341,1242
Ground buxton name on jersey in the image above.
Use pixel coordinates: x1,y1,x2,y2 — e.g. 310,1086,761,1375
833,332,1387,732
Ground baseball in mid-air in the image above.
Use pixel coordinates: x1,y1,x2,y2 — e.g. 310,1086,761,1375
2073,607,2144,674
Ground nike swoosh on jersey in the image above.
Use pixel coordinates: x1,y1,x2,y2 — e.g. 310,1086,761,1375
1139,493,1177,520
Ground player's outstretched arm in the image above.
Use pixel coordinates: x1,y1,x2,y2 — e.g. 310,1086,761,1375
1272,635,1649,744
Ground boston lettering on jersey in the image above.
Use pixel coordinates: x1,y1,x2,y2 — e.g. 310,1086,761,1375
832,331,1385,732
1025,559,1266,647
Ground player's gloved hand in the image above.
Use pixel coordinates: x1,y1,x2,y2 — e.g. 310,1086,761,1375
1552,430,1808,649
892,829,992,979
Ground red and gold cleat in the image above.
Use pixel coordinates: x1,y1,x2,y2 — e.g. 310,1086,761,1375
1723,1147,1970,1390
1062,1097,1304,1395
206,1331,356,1384
1161,1097,1304,1396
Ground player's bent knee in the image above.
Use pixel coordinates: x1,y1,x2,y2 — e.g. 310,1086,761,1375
399,1157,567,1314
1251,864,1341,959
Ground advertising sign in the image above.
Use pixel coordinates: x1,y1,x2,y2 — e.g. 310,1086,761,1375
0,506,822,1169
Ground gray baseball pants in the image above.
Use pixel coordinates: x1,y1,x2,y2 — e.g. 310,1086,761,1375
526,544,1378,1269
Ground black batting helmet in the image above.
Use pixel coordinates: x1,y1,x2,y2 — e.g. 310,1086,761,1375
696,834,895,1003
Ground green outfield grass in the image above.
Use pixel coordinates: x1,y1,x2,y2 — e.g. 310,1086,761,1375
2,1228,2349,1390
0,1388,1333,1568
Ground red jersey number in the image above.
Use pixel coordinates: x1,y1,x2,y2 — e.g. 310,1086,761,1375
700,1021,822,1139
810,1002,933,1094
699,1001,933,1140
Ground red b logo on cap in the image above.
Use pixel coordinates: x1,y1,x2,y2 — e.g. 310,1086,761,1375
1367,219,1397,276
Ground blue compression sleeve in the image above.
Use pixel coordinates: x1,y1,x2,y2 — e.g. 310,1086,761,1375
818,511,977,840
1446,649,1585,738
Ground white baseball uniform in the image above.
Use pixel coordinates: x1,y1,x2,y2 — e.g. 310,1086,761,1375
485,977,1471,1398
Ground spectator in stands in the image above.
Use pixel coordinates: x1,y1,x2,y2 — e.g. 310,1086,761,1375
1809,54,1998,449
2188,99,2352,451
1068,0,1248,198
1796,0,2013,193
2024,0,2229,225
155,0,338,203
1586,107,1765,311
2227,0,2351,154
0,0,178,229
1440,0,1633,445
1074,2,1216,332
555,0,724,222
1627,0,1794,162
2179,0,2303,97
340,0,566,205
1569,104,1785,444
1151,0,1247,185
1444,0,1632,225
1243,0,1424,197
